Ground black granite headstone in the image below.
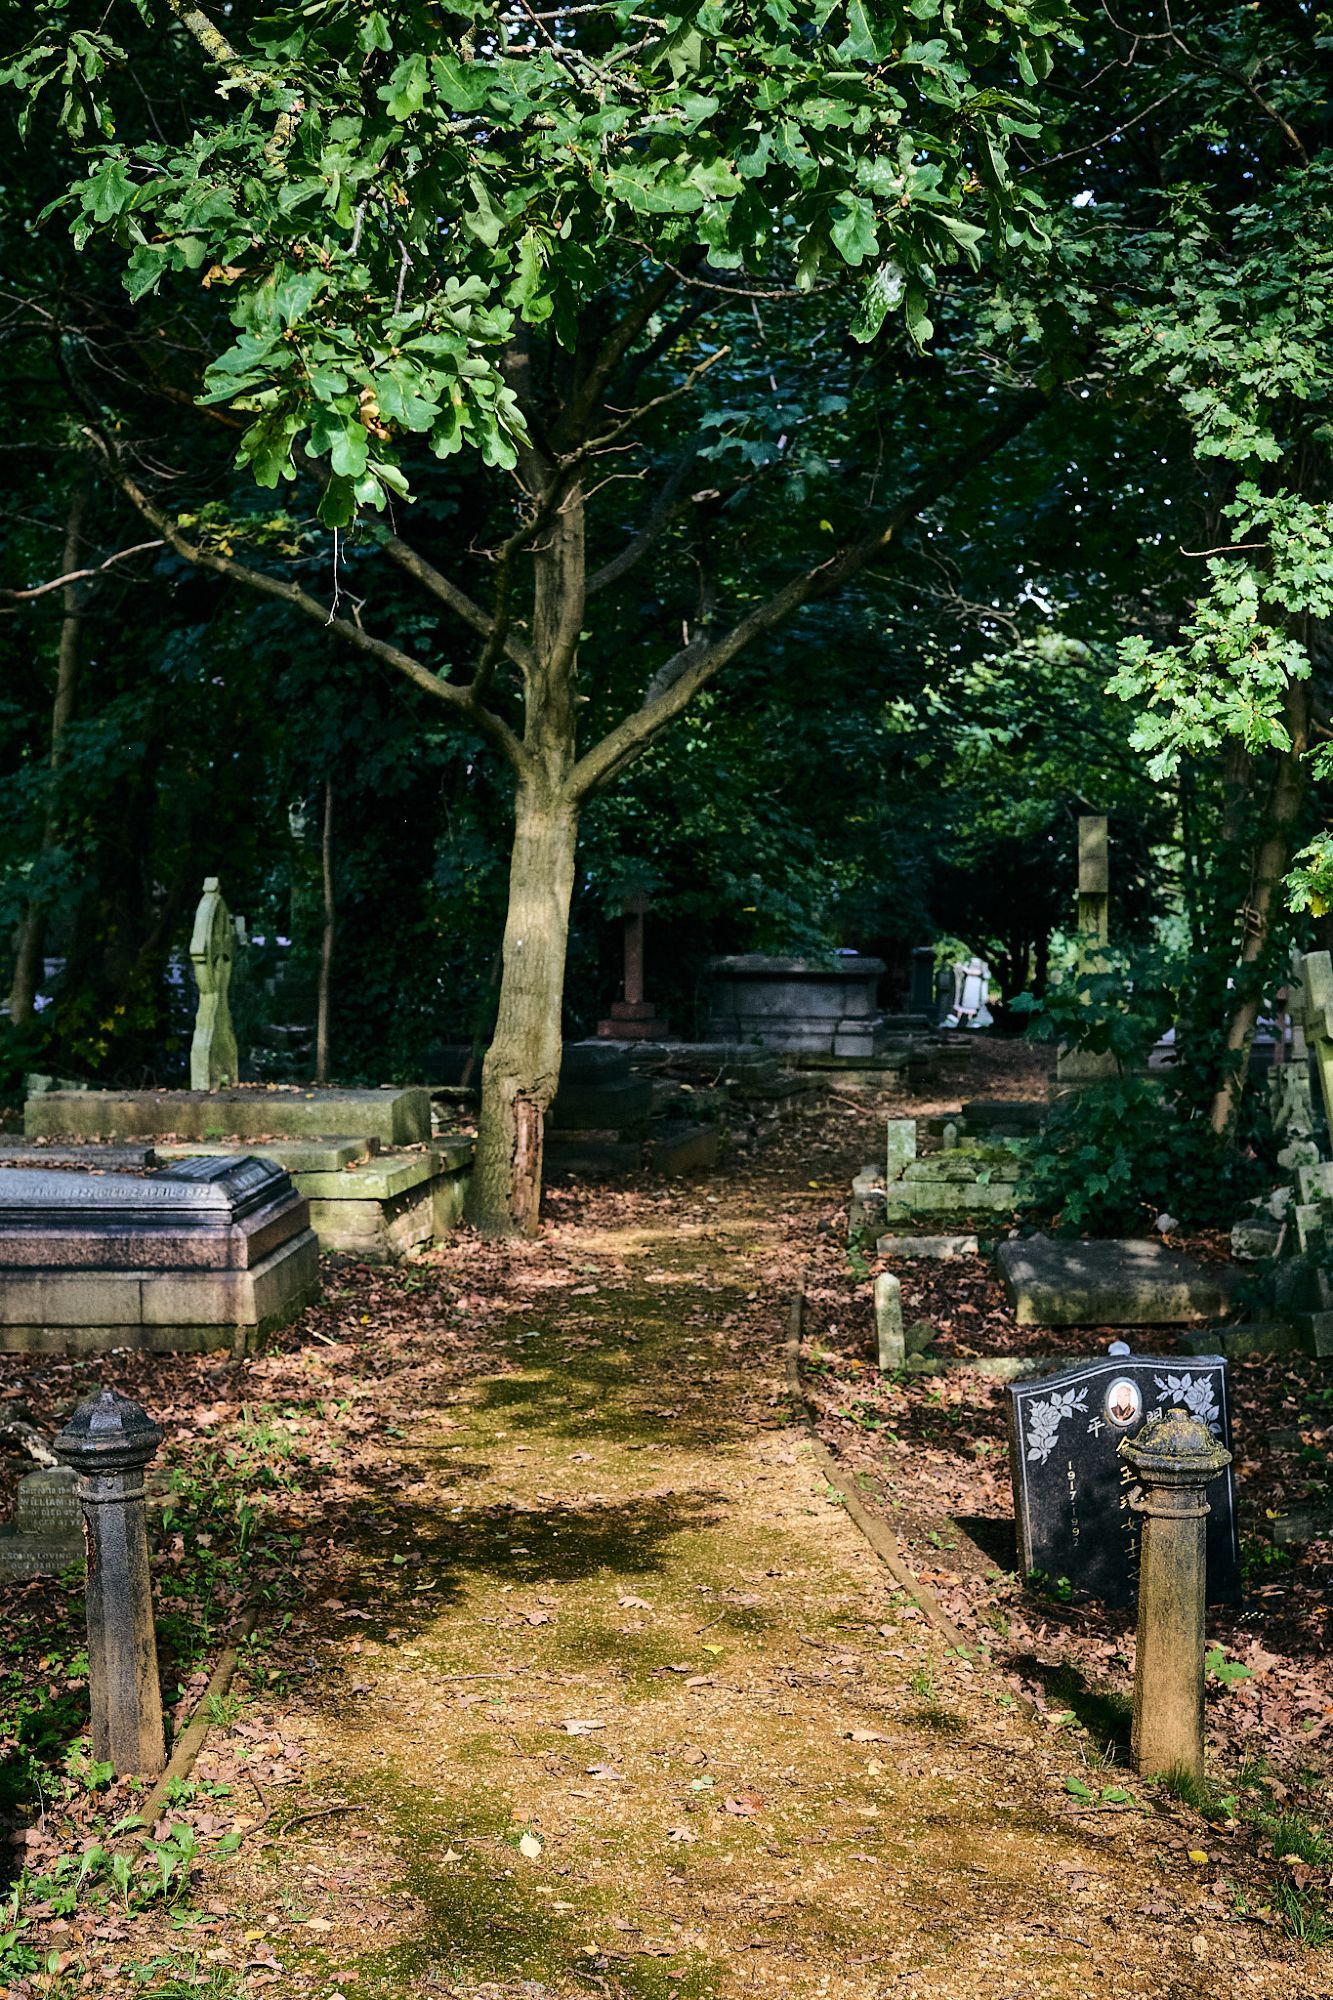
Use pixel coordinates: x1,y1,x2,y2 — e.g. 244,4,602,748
1006,1350,1240,1606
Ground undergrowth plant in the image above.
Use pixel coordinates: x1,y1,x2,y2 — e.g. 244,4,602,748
1013,947,1267,1232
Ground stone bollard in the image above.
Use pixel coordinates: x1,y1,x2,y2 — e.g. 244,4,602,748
1119,1410,1232,1782
55,1389,166,1777
873,1272,905,1370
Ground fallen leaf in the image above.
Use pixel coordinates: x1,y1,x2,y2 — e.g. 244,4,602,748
519,1833,542,1860
724,1794,762,1816
559,1719,606,1735
619,1595,653,1610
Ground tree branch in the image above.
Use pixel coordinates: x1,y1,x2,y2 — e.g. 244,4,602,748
87,433,527,770
553,257,698,450
587,450,698,599
0,539,164,602
379,532,535,673
566,392,1047,801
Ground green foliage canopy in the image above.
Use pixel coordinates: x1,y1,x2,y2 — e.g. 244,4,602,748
6,0,1073,523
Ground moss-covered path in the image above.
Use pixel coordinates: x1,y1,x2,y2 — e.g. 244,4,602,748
200,1159,1315,2000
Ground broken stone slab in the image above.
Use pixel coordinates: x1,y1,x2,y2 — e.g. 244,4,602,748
24,1087,431,1147
997,1235,1242,1327
876,1233,979,1259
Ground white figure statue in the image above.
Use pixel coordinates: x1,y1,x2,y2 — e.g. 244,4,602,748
943,955,992,1030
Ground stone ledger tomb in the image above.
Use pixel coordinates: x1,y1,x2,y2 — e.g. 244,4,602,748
0,1157,318,1354
706,954,885,1057
997,1235,1240,1326
1007,1352,1240,1607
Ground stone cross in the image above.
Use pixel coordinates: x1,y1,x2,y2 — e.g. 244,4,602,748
190,876,239,1091
54,1389,166,1777
598,891,670,1040
1119,1410,1232,1781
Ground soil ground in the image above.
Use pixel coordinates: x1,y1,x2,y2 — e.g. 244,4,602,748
1,1053,1330,2000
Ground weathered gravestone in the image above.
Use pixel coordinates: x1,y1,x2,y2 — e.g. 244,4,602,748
1056,815,1118,1086
190,877,239,1092
1006,1350,1240,1606
0,1465,84,1579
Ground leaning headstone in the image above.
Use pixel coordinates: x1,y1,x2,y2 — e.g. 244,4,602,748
0,1466,84,1579
189,877,239,1092
1006,1351,1240,1606
873,1272,904,1370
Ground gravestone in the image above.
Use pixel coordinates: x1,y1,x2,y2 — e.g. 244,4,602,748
997,1235,1241,1326
909,946,936,1015
0,1466,84,1579
1006,1351,1240,1606
1056,815,1118,1085
190,877,239,1091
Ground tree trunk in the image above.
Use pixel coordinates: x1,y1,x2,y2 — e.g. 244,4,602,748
315,775,334,1085
1208,678,1312,1140
9,485,90,1025
467,778,580,1236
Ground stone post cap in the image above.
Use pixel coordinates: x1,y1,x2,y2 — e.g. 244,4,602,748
1118,1409,1231,1487
202,875,220,892
55,1389,164,1477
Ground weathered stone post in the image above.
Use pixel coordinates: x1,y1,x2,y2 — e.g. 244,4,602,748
873,1272,905,1370
1119,1410,1232,1782
54,1389,166,1777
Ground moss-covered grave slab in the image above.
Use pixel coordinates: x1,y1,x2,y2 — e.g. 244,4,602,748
882,1116,1024,1224
155,1136,474,1261
24,1086,431,1146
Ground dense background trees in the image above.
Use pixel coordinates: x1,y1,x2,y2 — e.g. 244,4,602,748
1,1,1329,1219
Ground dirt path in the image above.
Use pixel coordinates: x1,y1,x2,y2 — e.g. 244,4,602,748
174,1146,1323,2000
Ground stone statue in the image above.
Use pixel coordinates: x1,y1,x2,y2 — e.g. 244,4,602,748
944,955,993,1029
189,877,238,1091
